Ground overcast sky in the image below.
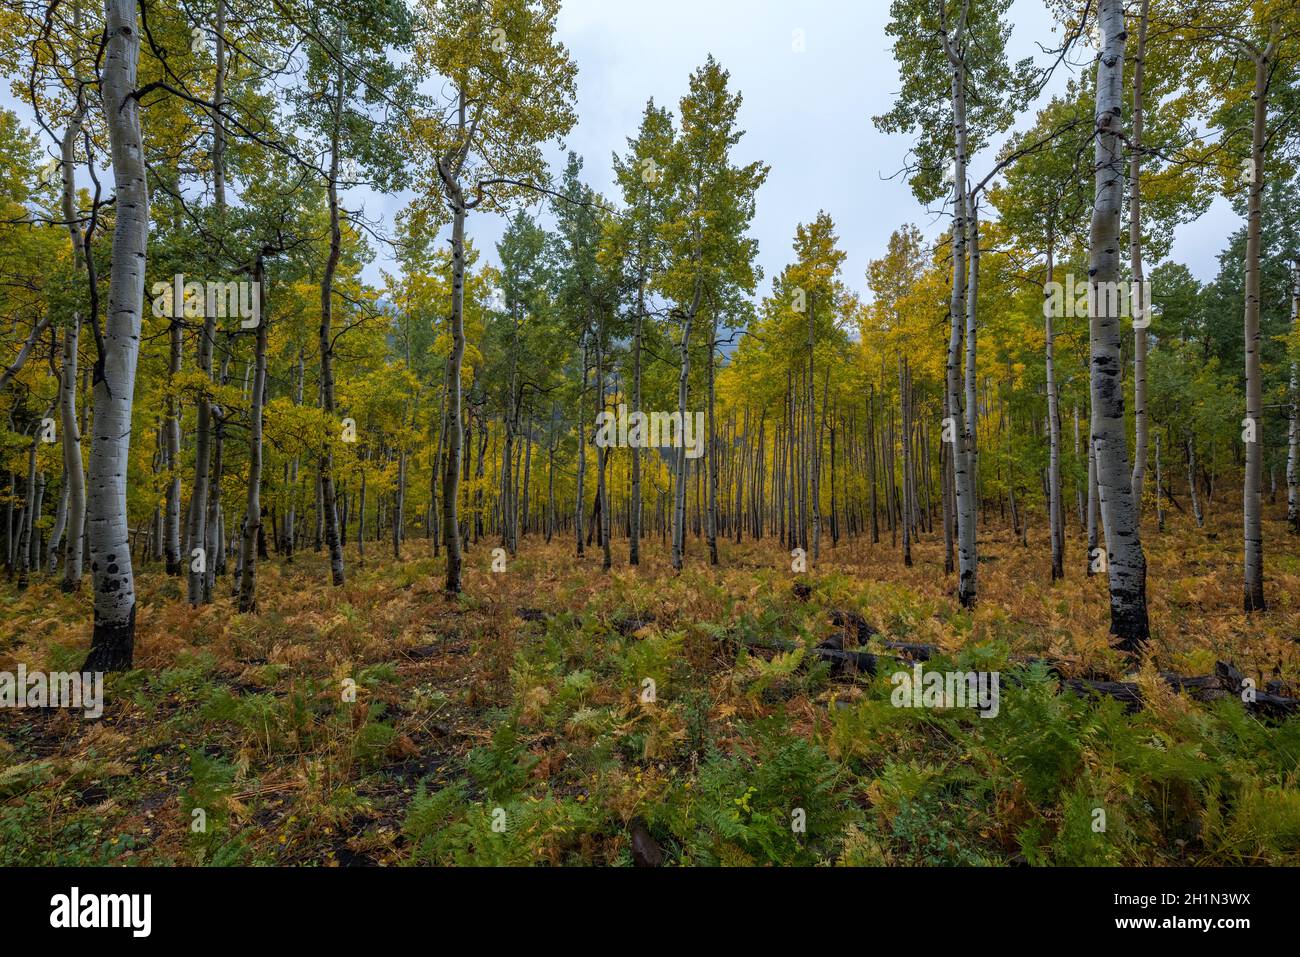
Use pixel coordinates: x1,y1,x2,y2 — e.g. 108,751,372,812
2,0,1237,295
348,0,1235,298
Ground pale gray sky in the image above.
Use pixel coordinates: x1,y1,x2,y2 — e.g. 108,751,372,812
364,0,1234,299
3,0,1235,294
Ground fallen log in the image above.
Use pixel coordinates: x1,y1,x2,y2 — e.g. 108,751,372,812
816,610,1299,718
614,614,655,636
828,609,879,644
881,640,935,661
812,647,884,675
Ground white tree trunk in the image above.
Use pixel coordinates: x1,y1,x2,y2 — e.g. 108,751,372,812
1287,260,1298,534
630,281,644,564
16,421,39,589
1045,243,1063,579
441,189,466,593
84,0,148,671
1129,0,1151,515
1073,405,1085,528
1186,431,1204,528
187,0,225,604
163,315,183,573
807,295,819,562
942,19,977,607
1089,0,1149,651
575,328,587,557
319,46,346,588
285,348,303,560
671,276,702,572
1241,44,1274,612
58,103,86,592
238,259,268,612
707,313,720,565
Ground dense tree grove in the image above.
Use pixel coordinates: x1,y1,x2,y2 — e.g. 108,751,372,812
0,0,1296,678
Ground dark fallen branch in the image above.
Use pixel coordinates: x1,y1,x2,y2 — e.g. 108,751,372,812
614,614,655,636
812,647,884,675
828,609,879,645
881,640,936,661
1065,661,1299,718
815,610,1299,718
1057,677,1145,711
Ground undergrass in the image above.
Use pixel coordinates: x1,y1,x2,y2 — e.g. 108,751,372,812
1,508,1298,866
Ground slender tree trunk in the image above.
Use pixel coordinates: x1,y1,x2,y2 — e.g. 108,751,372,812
58,325,86,590
16,423,39,590
943,396,956,575
829,408,839,545
84,0,147,671
432,365,448,557
5,468,14,576
1154,429,1165,533
1090,0,1150,650
868,389,879,544
314,469,323,552
188,312,215,601
1186,431,1204,528
630,281,643,564
58,82,87,593
939,11,978,605
706,314,719,565
671,278,702,571
1241,41,1275,612
357,454,367,564
238,258,268,613
285,349,303,562
1129,0,1151,516
47,479,68,576
394,439,406,560
898,357,912,567
319,42,347,588
188,0,226,602
808,295,820,561
736,407,747,544
205,348,230,601
163,315,183,574
575,329,588,557
1073,404,1085,529
521,424,532,539
440,178,467,593
596,329,612,572
965,197,979,475
788,378,799,548
546,412,556,544
797,379,808,549
946,84,976,602
1045,240,1064,579
1287,260,1299,534
29,468,45,577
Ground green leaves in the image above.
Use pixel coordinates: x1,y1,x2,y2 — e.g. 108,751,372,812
410,0,579,215
657,57,769,321
874,0,1028,205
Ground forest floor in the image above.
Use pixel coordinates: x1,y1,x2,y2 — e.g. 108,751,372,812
2,507,1299,866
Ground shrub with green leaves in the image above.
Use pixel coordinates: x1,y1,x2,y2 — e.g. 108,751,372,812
658,718,856,866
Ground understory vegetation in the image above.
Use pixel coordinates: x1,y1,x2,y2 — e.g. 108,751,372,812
3,511,1298,866
1,0,1299,870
